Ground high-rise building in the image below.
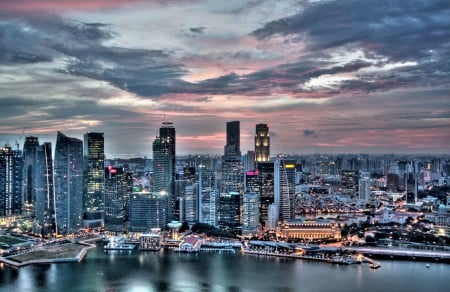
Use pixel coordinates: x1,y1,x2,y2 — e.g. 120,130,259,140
104,166,131,232
129,192,168,232
22,136,39,216
255,123,270,162
220,121,244,232
153,121,176,224
54,131,83,234
198,167,217,227
184,183,198,224
33,142,54,236
83,132,105,228
0,145,23,216
274,159,295,221
257,162,275,227
242,191,259,237
225,121,240,157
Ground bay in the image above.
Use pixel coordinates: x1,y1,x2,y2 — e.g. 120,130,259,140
1,243,448,292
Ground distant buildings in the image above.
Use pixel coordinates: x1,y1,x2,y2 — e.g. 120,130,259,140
54,131,83,235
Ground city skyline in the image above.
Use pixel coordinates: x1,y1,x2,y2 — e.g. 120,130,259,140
0,0,449,157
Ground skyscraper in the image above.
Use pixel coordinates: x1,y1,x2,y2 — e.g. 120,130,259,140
225,121,240,157
255,123,270,162
54,131,83,234
129,192,168,232
220,121,244,233
242,191,259,237
153,121,176,223
0,145,23,216
198,166,218,227
83,132,105,228
104,166,130,232
22,136,39,217
33,142,54,236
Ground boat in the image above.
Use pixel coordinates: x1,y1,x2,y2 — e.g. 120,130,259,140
426,264,430,269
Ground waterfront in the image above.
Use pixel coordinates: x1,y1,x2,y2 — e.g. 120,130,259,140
0,243,449,292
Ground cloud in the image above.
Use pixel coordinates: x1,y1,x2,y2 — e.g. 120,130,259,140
303,129,317,138
189,27,206,34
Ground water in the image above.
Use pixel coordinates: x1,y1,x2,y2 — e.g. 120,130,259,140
1,243,449,292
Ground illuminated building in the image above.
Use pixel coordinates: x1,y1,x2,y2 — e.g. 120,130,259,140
0,145,23,216
153,121,176,222
255,123,270,162
104,166,131,232
54,131,83,234
340,170,359,195
257,162,274,227
22,136,39,217
279,218,341,241
275,159,296,221
242,191,259,237
184,183,199,224
220,121,244,232
199,167,218,227
129,192,168,232
219,191,241,230
83,132,105,228
33,142,54,236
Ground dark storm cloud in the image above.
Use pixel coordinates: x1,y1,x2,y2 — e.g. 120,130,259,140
189,27,206,34
303,130,317,138
249,0,450,94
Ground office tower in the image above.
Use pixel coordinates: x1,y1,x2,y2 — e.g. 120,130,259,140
220,121,244,232
244,151,255,172
242,191,259,237
218,191,241,230
0,145,23,216
33,142,54,236
245,169,260,193
153,121,176,223
267,204,279,230
340,170,359,195
359,177,371,202
184,183,199,224
225,121,240,156
274,159,293,221
129,192,168,232
255,123,270,162
22,136,39,216
257,162,275,227
105,166,130,232
198,167,217,227
54,131,83,234
83,132,105,228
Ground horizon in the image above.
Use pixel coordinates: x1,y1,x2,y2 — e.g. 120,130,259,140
1,0,449,156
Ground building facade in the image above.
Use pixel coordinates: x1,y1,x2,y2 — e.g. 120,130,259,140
54,132,83,234
83,132,105,228
255,123,270,162
0,145,23,217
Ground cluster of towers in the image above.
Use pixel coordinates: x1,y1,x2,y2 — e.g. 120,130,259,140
0,120,299,237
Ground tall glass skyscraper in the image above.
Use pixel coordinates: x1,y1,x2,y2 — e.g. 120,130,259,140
198,167,217,227
33,142,54,236
0,145,23,216
153,121,176,224
54,131,83,234
220,121,244,232
83,132,105,228
255,123,270,162
22,136,39,217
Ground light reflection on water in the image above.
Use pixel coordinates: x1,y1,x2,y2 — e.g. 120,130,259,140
0,243,449,292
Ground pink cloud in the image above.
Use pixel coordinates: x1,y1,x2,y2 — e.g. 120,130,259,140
0,0,147,12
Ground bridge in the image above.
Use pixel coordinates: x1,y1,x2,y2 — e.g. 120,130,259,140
345,247,450,262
